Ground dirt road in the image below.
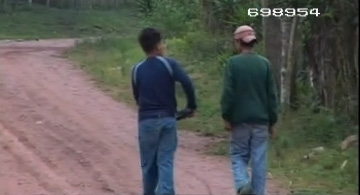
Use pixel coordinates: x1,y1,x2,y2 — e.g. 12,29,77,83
0,39,286,195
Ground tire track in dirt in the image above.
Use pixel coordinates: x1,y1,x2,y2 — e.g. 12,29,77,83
0,122,80,195
1,43,134,194
0,39,287,195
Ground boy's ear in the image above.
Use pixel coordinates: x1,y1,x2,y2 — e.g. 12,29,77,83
156,42,165,54
155,43,161,50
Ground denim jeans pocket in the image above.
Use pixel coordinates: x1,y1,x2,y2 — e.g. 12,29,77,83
252,124,269,138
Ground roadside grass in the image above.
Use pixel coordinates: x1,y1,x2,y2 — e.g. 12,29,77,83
68,35,358,194
210,119,358,194
270,146,358,195
0,5,138,39
67,36,142,105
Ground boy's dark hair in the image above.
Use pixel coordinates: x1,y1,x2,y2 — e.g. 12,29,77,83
138,27,162,53
239,39,257,48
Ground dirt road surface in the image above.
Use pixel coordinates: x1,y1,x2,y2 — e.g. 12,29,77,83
0,39,287,195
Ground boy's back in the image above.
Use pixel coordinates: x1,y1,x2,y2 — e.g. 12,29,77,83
133,57,177,113
221,53,277,127
132,56,196,121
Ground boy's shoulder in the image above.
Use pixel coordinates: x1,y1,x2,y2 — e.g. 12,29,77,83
163,56,179,65
132,59,146,72
132,56,180,71
255,54,270,64
228,54,241,61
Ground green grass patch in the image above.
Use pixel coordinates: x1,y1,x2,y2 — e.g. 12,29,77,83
0,5,138,39
270,146,358,195
209,109,359,194
67,36,143,104
208,135,358,194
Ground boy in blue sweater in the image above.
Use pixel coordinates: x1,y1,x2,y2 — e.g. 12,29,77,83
131,27,197,195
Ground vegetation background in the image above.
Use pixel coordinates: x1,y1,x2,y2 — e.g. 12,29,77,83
1,0,358,194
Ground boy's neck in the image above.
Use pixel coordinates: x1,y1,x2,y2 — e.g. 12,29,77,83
240,48,253,54
147,52,162,57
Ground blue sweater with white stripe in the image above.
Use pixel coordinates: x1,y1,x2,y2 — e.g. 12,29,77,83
131,56,197,121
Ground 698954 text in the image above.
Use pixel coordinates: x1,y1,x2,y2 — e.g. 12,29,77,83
248,8,320,17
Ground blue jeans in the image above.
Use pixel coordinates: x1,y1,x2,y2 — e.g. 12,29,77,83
138,117,177,195
230,124,269,195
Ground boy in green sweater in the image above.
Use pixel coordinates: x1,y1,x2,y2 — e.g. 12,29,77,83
220,25,278,195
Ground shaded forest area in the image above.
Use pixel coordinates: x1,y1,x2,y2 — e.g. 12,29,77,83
133,0,359,146
145,0,359,125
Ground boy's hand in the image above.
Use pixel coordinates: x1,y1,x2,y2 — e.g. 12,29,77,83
269,126,276,139
188,109,196,117
175,108,195,120
224,120,232,131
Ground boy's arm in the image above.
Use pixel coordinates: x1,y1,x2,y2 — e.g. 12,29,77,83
131,67,139,105
171,61,197,110
267,63,278,127
220,59,235,122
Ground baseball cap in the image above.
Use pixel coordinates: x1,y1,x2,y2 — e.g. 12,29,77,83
234,25,256,43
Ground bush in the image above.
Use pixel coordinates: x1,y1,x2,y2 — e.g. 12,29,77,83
140,0,200,37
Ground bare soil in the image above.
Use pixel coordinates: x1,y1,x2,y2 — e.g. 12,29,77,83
0,39,287,195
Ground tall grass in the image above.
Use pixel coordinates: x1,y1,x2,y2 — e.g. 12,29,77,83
68,37,143,104
0,5,138,39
